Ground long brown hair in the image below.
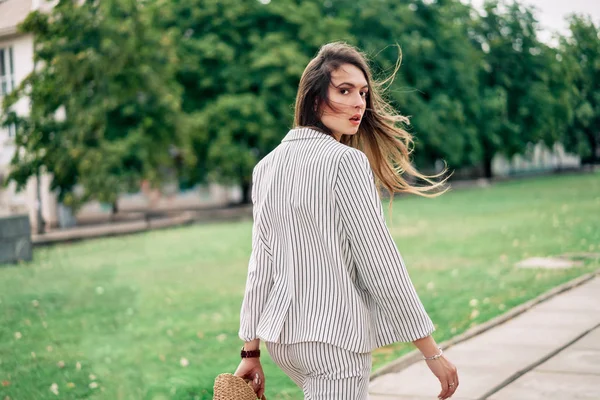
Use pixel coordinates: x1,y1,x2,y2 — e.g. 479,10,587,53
294,42,450,214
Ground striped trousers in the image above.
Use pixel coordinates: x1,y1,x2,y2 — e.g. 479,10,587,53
266,341,372,399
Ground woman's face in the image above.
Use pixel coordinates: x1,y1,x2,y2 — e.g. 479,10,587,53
319,63,368,141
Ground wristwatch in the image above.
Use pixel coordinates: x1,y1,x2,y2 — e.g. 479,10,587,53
241,347,261,358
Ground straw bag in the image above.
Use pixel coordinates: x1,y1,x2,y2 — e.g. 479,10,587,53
213,373,267,400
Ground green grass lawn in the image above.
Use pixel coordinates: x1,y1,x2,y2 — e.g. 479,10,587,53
1,171,599,399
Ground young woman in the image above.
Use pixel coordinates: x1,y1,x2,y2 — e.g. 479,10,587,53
234,42,458,400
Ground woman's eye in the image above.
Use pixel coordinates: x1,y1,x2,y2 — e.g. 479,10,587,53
340,89,349,95
360,91,368,98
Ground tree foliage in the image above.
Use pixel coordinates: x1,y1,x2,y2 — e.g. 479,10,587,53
560,15,600,163
1,0,599,205
150,0,348,201
1,0,184,208
470,0,573,176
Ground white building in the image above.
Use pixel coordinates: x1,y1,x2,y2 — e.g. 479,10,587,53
0,0,240,232
492,141,581,178
0,0,56,230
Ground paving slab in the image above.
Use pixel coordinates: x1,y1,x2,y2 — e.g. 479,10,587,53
463,325,583,349
572,327,600,350
537,347,600,375
370,363,516,400
440,344,550,370
533,290,600,314
370,395,474,400
369,276,600,400
369,362,437,397
505,309,598,331
488,370,600,400
516,256,583,268
552,277,600,296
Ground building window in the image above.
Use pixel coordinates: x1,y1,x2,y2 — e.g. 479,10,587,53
7,122,16,138
0,46,15,96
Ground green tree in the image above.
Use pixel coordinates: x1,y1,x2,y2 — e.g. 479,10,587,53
322,0,483,171
473,0,568,177
560,15,600,163
399,0,483,170
1,0,185,211
152,0,349,202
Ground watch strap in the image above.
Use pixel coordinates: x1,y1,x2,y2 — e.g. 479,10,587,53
241,347,261,358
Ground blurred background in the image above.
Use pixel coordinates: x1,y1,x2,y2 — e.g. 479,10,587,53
0,0,598,399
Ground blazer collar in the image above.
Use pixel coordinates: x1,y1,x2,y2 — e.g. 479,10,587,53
281,127,338,143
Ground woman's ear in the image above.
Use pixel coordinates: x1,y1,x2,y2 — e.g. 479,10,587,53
314,98,319,112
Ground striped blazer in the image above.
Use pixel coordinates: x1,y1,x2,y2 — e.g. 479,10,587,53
239,127,434,353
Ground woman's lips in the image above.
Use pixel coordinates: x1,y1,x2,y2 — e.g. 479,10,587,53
349,113,362,126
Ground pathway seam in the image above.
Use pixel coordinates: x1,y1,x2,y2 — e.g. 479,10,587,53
370,268,600,380
532,370,600,377
476,322,600,400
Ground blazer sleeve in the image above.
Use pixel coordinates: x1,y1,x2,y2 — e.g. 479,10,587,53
334,149,435,342
239,166,274,342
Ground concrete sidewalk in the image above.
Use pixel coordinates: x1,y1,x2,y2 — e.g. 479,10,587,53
32,205,253,246
369,275,600,400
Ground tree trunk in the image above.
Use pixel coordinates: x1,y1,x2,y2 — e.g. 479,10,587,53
241,179,251,204
582,129,599,164
36,169,46,234
110,200,119,222
592,130,599,163
483,156,493,179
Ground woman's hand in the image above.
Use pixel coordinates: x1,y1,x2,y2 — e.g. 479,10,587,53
234,358,265,399
425,355,459,399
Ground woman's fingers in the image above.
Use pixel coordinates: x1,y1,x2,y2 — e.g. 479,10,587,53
438,376,450,399
259,378,265,398
252,373,259,390
439,371,459,399
443,369,459,399
427,356,459,399
253,372,260,392
449,367,459,397
447,378,457,398
254,372,265,398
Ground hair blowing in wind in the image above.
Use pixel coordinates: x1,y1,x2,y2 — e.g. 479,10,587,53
294,42,451,212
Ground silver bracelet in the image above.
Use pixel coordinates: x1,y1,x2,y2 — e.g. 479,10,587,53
423,348,443,361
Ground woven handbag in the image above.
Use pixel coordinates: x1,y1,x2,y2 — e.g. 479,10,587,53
213,373,267,400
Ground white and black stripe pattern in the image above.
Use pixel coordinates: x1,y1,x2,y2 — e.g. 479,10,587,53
239,127,435,353
265,341,372,400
